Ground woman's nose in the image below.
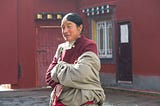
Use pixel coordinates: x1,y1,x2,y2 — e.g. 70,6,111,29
63,27,69,34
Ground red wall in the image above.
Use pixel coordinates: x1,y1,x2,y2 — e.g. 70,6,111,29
12,0,36,88
1,0,160,89
78,0,116,9
116,0,160,75
79,0,160,76
78,0,117,74
12,0,79,88
0,0,18,84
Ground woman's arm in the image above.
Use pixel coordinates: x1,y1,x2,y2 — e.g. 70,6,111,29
45,44,64,88
45,57,58,88
51,51,102,90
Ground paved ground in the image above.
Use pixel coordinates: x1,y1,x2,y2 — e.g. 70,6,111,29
0,87,160,106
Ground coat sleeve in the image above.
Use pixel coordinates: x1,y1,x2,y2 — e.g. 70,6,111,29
45,44,64,88
51,51,102,90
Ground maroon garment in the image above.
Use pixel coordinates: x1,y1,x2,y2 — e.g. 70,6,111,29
54,101,94,106
45,35,98,88
45,57,58,88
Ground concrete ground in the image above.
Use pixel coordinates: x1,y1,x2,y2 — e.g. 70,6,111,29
0,87,160,106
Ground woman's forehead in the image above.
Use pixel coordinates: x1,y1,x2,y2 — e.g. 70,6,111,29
61,20,75,26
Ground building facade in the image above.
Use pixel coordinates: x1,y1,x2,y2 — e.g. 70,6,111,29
0,0,160,91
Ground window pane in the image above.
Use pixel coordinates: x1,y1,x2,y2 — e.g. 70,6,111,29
96,20,113,58
100,27,104,49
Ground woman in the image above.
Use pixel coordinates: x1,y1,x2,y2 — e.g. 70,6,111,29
45,13,105,106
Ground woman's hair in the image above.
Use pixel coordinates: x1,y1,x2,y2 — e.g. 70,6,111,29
62,13,83,27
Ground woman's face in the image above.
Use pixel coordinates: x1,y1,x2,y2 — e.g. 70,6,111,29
61,20,83,42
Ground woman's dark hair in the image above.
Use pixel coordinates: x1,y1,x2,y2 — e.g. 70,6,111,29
62,13,83,27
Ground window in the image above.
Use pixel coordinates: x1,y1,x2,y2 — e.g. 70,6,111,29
92,19,113,61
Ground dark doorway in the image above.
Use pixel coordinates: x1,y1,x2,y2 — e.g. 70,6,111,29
117,21,132,83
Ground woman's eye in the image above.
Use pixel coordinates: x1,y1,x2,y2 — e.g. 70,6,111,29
67,25,72,29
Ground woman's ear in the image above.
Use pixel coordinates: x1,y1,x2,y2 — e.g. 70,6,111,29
79,24,83,33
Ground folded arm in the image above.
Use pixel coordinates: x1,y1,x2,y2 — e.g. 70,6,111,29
51,51,102,90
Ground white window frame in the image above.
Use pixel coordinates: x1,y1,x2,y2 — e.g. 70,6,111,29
96,20,113,58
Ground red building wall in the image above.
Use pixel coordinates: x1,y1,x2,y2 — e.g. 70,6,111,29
12,0,79,88
78,0,160,91
78,0,118,74
79,0,160,76
0,0,18,84
1,0,160,90
116,0,160,75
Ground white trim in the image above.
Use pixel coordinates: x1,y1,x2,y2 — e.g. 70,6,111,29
40,26,61,28
96,20,113,58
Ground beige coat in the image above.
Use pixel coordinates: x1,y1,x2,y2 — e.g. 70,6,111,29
51,51,105,106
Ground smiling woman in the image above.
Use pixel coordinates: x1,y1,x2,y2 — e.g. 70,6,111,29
45,13,105,106
61,13,83,42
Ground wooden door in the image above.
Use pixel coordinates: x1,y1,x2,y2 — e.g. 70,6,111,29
117,21,132,83
36,26,63,87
